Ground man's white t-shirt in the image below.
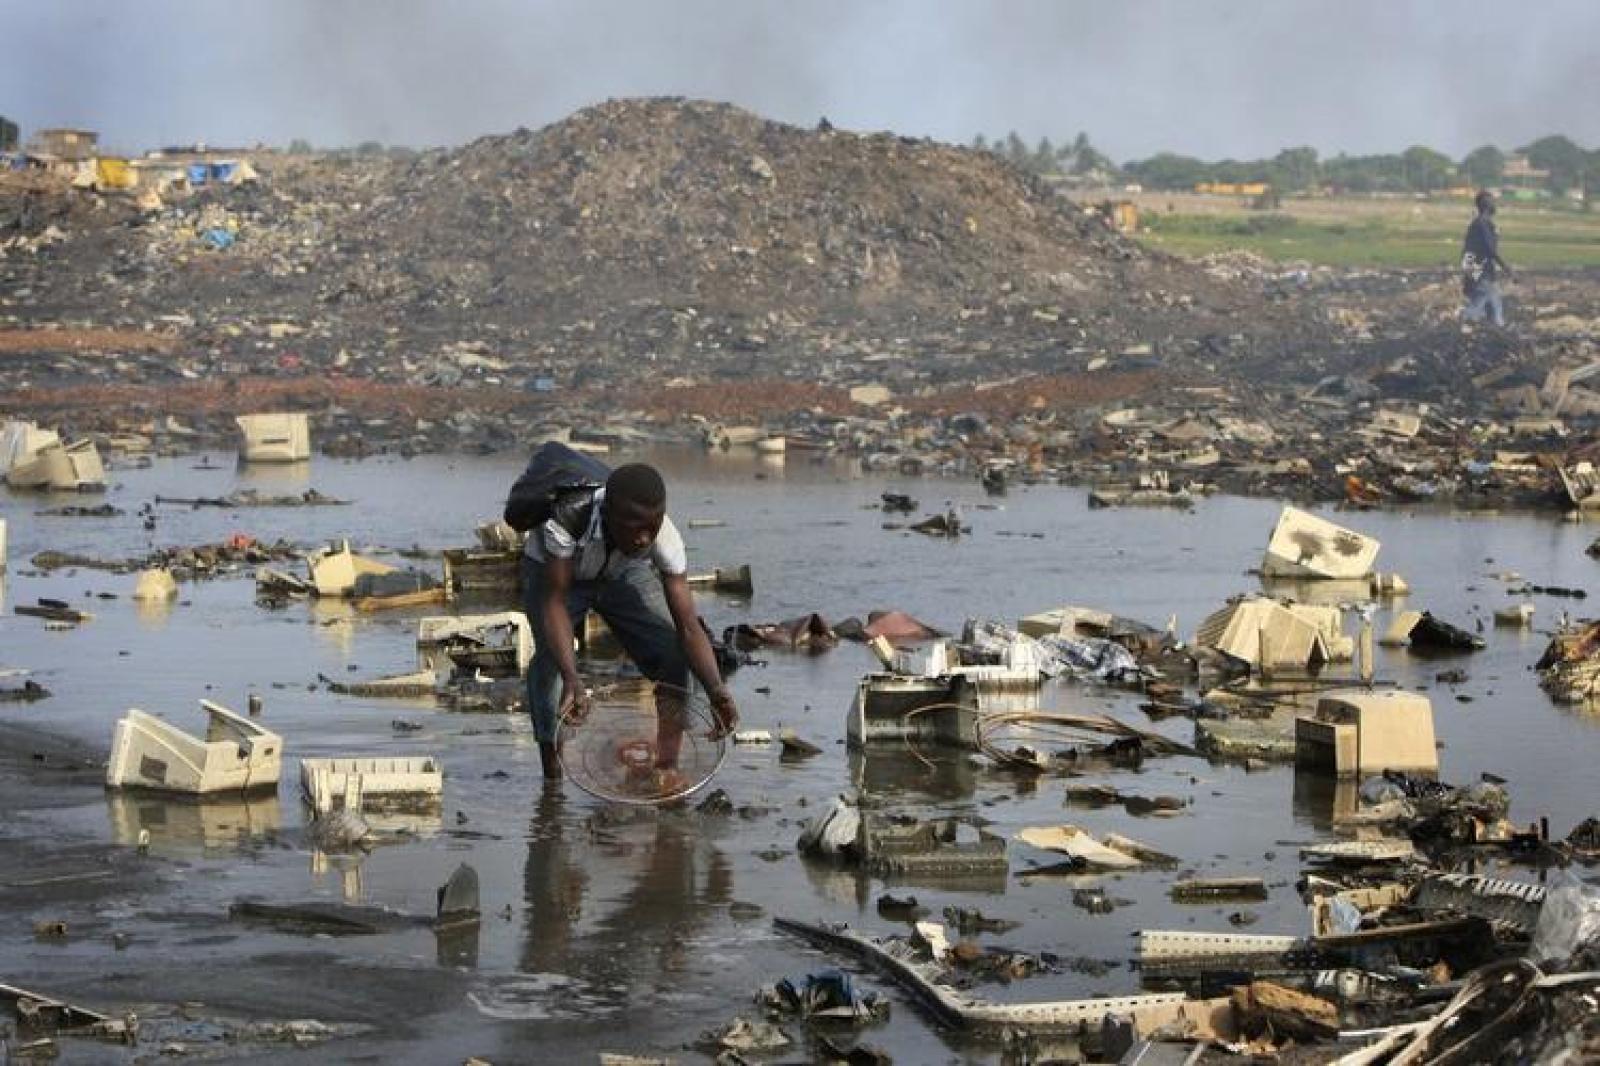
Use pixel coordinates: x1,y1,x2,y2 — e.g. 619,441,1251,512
525,486,688,581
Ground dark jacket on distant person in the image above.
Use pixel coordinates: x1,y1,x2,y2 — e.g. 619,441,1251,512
1462,214,1500,291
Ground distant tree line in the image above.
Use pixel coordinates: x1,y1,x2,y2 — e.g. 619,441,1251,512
974,130,1600,200
971,131,1117,180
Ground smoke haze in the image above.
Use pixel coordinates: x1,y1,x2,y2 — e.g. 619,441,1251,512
4,0,1596,158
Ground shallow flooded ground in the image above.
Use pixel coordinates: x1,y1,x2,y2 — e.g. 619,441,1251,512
2,448,1597,1063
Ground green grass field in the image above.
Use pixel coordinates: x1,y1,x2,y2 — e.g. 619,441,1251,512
1129,194,1600,269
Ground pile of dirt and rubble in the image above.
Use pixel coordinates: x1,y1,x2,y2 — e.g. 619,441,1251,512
347,98,1254,346
2,99,1284,371
6,99,1600,508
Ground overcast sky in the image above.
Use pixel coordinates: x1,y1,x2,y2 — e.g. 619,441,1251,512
4,0,1596,160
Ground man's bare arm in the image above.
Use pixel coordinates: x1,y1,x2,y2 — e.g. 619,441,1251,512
540,555,587,716
661,572,739,734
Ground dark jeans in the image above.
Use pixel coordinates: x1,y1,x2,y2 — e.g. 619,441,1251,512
520,555,689,743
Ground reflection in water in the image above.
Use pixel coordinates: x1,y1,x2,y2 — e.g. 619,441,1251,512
106,790,282,851
134,595,175,630
520,787,587,976
518,789,731,1007
594,817,732,981
849,747,976,801
799,848,870,908
1291,767,1359,830
235,458,313,490
350,804,443,839
309,600,359,656
309,848,366,903
1259,576,1376,609
436,919,481,969
468,972,616,1022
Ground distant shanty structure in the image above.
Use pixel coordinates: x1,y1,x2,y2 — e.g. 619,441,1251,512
4,125,261,200
126,144,262,191
28,127,99,161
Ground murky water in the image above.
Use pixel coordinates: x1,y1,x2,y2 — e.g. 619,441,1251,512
3,448,1598,1063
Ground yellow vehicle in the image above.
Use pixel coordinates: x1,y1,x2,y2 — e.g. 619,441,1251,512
1196,181,1271,197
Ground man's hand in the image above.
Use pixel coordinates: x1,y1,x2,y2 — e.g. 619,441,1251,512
558,677,592,726
707,686,739,740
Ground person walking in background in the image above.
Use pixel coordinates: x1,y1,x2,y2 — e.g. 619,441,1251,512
1461,190,1512,327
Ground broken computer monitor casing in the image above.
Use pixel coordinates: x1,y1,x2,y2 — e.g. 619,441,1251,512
1295,689,1437,776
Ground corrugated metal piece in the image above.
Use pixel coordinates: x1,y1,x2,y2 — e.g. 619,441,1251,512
1139,930,1301,960
776,918,1216,1036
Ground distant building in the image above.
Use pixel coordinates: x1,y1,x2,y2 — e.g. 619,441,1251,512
1501,154,1549,189
0,116,18,152
28,127,99,161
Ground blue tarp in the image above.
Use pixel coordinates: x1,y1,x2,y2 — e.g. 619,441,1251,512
201,228,235,250
210,162,236,182
187,162,210,185
768,970,886,1022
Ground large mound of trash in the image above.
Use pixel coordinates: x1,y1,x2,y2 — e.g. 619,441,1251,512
352,97,1228,336
6,98,1600,503
2,98,1274,374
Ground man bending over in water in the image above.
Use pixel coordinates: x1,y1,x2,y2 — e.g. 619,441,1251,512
521,462,738,784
